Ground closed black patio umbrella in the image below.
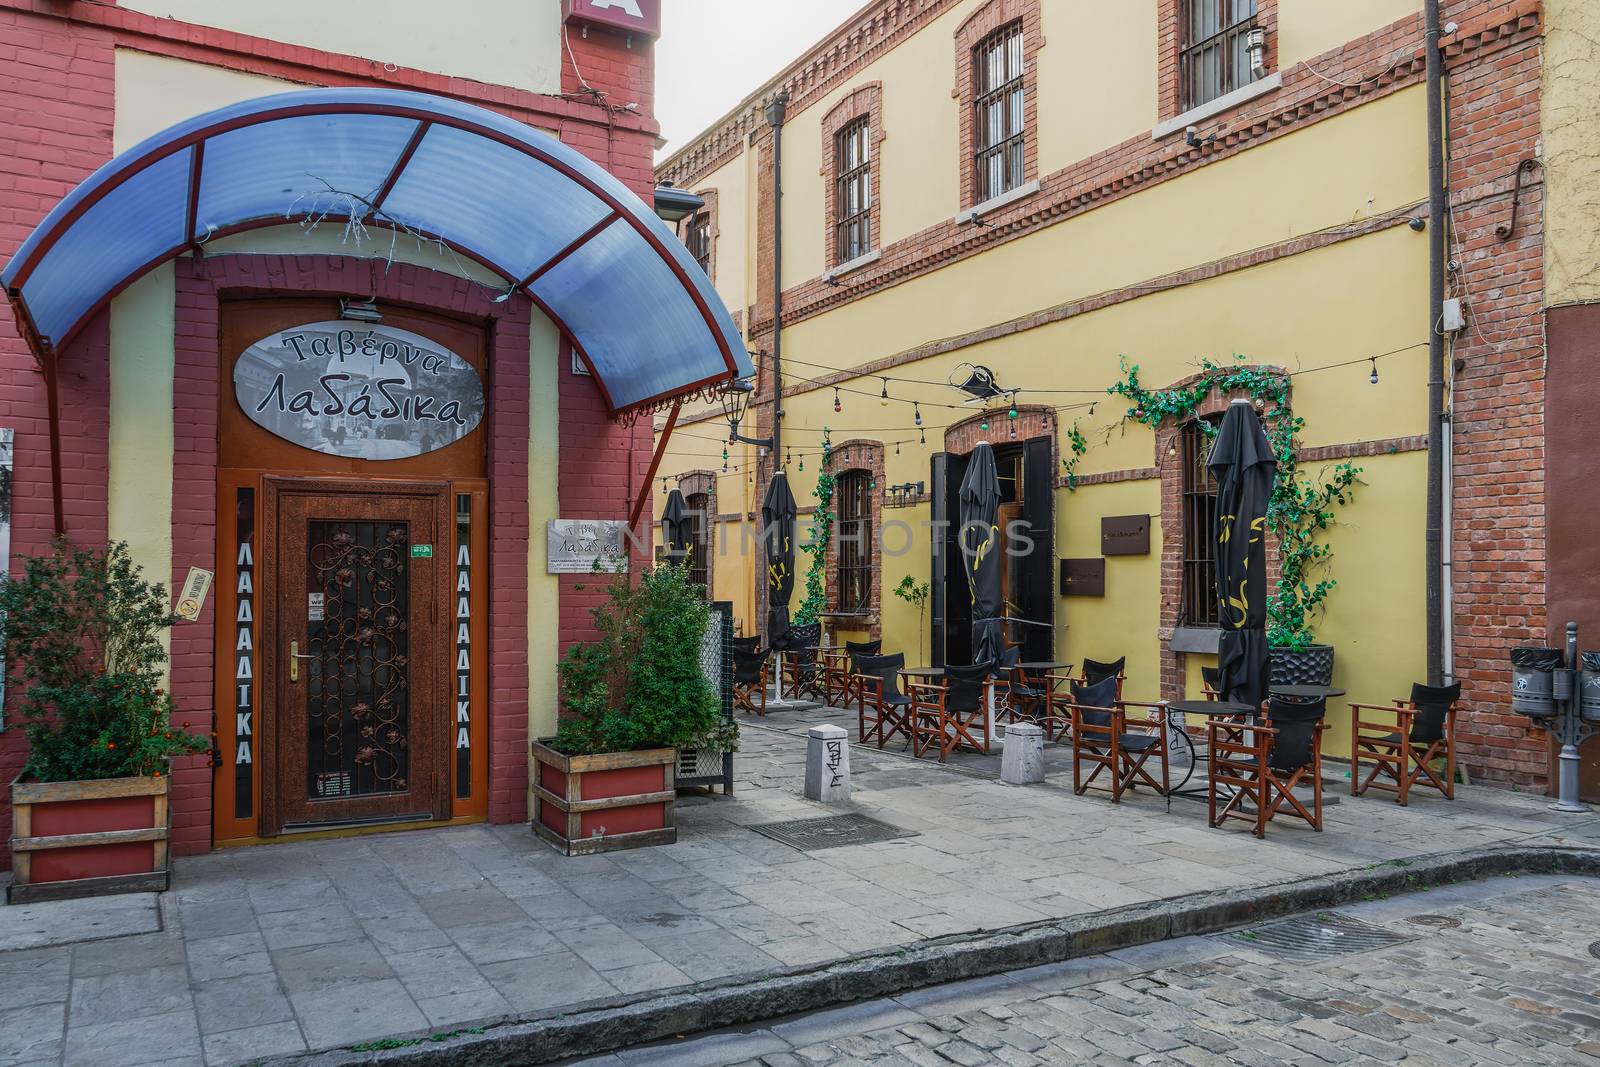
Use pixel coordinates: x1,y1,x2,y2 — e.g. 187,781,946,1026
660,488,692,564
959,441,1003,668
1208,398,1278,710
762,471,797,649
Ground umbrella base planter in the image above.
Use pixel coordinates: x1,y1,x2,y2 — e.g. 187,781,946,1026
530,742,677,856
1270,645,1336,687
7,773,171,905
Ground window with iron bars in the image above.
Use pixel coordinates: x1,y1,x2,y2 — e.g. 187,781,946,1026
1180,419,1221,628
1181,0,1259,111
972,21,1025,203
835,470,873,614
686,492,710,595
834,116,872,263
686,211,712,277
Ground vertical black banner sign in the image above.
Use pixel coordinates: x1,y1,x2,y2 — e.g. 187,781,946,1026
455,494,471,799
235,488,255,819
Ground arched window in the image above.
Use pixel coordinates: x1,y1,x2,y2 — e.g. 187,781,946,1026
686,491,711,594
835,470,873,613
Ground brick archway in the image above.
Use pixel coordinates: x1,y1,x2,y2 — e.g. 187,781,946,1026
677,469,718,601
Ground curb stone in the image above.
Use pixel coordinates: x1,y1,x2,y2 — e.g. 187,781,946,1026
263,844,1600,1067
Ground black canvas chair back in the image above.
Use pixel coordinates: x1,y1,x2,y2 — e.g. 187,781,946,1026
945,661,993,713
732,635,762,655
1201,666,1221,692
1083,657,1126,687
856,652,906,702
1409,682,1460,745
1266,697,1321,774
787,623,821,661
733,648,768,686
846,638,881,658
1072,675,1119,730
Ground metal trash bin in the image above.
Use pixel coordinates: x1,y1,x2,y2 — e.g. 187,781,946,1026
1511,647,1562,718
1581,652,1600,723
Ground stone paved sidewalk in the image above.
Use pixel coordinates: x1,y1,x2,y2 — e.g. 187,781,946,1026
591,873,1600,1066
1,719,1597,1066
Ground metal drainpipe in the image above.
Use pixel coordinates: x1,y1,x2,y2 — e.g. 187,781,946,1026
1424,0,1447,687
765,90,789,471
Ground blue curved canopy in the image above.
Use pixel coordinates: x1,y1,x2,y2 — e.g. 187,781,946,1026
2,87,750,413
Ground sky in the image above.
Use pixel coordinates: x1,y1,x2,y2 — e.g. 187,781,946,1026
654,0,871,158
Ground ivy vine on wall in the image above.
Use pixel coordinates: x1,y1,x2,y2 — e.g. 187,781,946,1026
793,429,834,626
1069,356,1362,651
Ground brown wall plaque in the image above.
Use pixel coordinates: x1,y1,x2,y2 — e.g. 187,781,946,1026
1060,558,1106,597
1101,514,1150,556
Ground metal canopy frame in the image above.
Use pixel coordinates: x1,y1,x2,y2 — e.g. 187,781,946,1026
4,88,751,531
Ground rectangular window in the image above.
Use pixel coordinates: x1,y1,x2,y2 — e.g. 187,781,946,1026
1181,0,1259,111
686,491,710,595
1180,419,1220,627
835,470,872,614
834,116,872,263
972,21,1026,203
686,211,712,276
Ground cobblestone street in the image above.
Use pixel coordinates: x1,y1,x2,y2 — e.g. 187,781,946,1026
593,875,1600,1067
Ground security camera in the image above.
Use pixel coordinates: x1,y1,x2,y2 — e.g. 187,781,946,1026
1186,125,1198,139
1409,217,1427,232
1444,21,1458,35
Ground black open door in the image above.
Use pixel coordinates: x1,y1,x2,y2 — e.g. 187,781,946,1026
932,450,972,667
1018,436,1056,661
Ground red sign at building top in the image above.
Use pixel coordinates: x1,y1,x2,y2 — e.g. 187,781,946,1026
562,0,661,39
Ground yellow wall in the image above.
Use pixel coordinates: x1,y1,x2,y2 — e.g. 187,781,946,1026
1036,0,1157,171
1056,479,1164,697
108,263,177,667
699,152,751,328
118,0,561,94
114,51,296,152
1543,0,1600,305
1277,0,1421,68
529,313,562,743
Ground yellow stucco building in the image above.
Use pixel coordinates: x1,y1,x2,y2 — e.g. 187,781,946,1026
654,0,1586,792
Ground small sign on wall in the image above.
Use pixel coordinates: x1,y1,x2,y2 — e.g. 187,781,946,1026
174,567,214,621
547,519,630,574
1101,515,1151,556
1060,558,1106,597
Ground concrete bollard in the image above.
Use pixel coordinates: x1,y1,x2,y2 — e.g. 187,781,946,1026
804,724,851,802
1000,722,1045,785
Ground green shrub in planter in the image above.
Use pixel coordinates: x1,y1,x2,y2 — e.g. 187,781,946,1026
0,540,209,781
553,562,724,757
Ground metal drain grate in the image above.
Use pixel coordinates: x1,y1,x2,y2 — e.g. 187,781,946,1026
1589,940,1600,961
1406,914,1462,930
1225,912,1415,963
749,813,918,852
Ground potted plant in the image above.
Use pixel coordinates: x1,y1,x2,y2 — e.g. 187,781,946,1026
531,561,724,855
1,541,209,903
893,576,930,665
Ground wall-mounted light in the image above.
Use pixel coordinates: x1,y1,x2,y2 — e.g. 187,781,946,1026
1246,27,1267,74
652,182,705,225
339,298,382,323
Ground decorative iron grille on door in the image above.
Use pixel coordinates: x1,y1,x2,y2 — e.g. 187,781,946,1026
305,521,412,799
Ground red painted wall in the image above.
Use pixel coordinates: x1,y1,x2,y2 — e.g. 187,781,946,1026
0,2,659,861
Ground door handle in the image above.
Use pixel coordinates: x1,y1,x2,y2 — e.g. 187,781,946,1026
288,640,317,682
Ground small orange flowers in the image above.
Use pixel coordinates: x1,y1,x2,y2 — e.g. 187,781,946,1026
106,741,116,750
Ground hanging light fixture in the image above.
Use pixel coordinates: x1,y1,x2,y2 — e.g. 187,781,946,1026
1369,357,1380,385
913,402,923,426
895,441,901,456
785,446,792,467
833,386,842,412
798,455,805,471
919,428,926,446
880,378,890,406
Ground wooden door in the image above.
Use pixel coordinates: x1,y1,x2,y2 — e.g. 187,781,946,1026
261,478,450,832
998,501,1025,651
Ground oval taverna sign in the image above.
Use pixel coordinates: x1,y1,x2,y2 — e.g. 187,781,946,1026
234,321,485,460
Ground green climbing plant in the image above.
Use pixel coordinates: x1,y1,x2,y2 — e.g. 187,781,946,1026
1097,355,1363,652
793,429,834,626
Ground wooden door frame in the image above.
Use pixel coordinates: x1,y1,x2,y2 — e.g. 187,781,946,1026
258,475,453,836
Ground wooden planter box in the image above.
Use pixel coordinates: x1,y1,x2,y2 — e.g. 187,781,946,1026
530,741,676,856
8,773,171,904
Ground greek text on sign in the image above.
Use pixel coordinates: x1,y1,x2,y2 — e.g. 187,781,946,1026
174,567,213,621
547,519,630,574
234,321,485,460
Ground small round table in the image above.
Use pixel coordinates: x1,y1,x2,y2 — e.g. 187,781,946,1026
901,666,945,679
